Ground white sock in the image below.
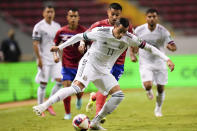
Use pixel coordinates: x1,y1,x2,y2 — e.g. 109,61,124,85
50,82,62,97
41,85,80,110
156,91,165,109
37,84,46,104
92,91,124,123
146,89,153,94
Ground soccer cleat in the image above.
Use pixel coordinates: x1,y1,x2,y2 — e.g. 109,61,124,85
64,113,71,120
90,121,106,130
47,106,56,116
100,117,106,124
154,106,163,117
86,92,96,113
146,90,154,100
33,105,46,116
76,98,82,110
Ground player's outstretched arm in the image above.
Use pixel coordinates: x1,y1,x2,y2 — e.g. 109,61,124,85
50,33,84,52
143,44,175,72
128,33,175,72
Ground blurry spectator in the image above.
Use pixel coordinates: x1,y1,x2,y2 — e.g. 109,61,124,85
0,29,21,62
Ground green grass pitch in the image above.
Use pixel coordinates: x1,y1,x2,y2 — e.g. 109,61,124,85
0,87,197,131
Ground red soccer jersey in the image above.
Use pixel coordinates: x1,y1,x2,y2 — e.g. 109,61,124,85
88,19,133,65
54,25,87,68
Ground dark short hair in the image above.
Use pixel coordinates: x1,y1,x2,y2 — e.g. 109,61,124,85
68,8,78,12
44,5,54,10
146,8,159,15
115,17,129,28
109,3,122,11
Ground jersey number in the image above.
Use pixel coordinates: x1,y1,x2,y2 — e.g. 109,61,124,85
107,48,114,56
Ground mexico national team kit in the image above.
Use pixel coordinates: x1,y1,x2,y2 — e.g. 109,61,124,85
54,25,87,81
32,19,62,83
58,26,169,95
135,23,174,85
88,19,134,80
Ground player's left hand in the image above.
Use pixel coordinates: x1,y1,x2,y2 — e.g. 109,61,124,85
78,44,86,54
130,55,138,62
167,59,175,72
50,46,59,52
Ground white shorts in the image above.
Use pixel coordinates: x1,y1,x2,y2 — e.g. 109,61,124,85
74,57,118,96
35,62,62,83
139,65,168,85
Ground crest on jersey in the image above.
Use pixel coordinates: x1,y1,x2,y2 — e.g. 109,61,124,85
83,75,87,81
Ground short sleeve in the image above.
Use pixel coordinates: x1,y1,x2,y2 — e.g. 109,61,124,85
32,24,42,41
53,30,61,46
163,28,174,45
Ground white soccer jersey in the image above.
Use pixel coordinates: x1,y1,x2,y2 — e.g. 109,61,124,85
32,19,61,65
135,23,173,69
59,26,169,74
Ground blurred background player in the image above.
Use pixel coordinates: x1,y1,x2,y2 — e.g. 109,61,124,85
85,3,137,123
0,29,21,62
53,8,88,120
32,5,62,117
135,8,177,117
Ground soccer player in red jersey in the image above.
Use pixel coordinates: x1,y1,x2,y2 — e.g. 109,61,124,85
85,3,137,123
53,8,87,120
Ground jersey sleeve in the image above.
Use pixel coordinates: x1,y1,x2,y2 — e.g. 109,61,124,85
163,28,175,45
32,24,42,41
126,33,169,61
83,28,98,41
134,26,140,36
54,30,61,46
126,32,145,48
128,24,134,34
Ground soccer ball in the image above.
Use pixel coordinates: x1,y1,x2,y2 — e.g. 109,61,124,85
72,114,90,131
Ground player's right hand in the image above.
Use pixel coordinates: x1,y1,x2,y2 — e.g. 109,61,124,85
54,56,60,63
167,59,175,72
50,46,59,52
37,58,43,69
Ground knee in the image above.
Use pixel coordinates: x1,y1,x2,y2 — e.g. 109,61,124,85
143,81,152,90
157,85,164,94
40,83,47,90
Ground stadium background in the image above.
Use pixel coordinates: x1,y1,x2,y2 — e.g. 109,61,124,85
0,0,196,103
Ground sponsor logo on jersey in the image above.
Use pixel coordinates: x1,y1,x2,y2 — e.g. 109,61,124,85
97,28,110,32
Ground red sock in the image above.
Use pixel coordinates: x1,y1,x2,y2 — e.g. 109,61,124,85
95,91,107,115
63,96,71,114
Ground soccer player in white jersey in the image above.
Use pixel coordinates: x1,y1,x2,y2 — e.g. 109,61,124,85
32,5,62,117
33,18,175,130
135,8,177,117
